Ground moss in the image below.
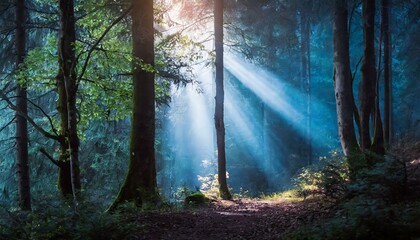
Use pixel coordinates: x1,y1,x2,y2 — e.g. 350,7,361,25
184,192,209,207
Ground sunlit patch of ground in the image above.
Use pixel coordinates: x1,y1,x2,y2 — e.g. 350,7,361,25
261,189,305,203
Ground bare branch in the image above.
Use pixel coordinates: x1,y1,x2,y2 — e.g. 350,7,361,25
351,56,363,83
9,95,59,136
39,148,60,167
0,89,62,141
0,116,15,133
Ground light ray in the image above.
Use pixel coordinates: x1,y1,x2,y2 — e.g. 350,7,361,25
225,53,337,148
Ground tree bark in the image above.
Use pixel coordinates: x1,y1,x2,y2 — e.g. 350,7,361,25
332,0,359,162
214,0,232,200
382,0,391,145
15,0,31,211
57,0,81,199
110,0,159,209
359,0,376,151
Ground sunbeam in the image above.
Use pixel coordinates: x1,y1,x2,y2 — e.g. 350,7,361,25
225,53,337,148
225,55,302,122
161,54,339,196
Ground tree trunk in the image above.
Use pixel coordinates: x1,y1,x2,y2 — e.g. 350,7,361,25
382,0,391,145
56,70,73,196
359,0,376,151
15,0,31,211
332,0,359,169
57,0,81,199
371,70,385,155
300,2,312,165
214,0,232,200
110,0,159,209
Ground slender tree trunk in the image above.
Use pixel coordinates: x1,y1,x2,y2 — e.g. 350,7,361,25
110,0,158,209
359,0,376,151
15,0,31,211
372,68,385,155
56,70,73,196
332,0,359,171
57,0,81,199
214,0,231,200
300,3,312,165
263,22,274,187
382,0,391,145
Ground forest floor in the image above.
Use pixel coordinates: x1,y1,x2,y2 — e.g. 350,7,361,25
132,197,335,240
131,142,420,240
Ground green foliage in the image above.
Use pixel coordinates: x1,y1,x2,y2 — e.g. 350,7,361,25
287,200,420,240
349,155,406,202
198,173,221,198
233,187,251,199
288,154,415,239
184,191,210,207
293,152,350,199
262,189,303,202
173,186,197,203
0,200,141,240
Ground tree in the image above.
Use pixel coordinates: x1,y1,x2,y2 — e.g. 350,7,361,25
381,0,391,145
359,0,374,151
332,0,386,176
57,0,81,199
299,0,312,165
110,0,159,209
360,0,384,155
214,0,232,200
332,0,359,171
15,0,31,211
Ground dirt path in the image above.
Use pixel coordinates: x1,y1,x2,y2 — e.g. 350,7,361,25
132,199,332,240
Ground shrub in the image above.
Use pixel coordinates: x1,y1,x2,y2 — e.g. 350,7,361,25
184,191,210,207
0,200,141,240
287,152,416,239
293,152,350,199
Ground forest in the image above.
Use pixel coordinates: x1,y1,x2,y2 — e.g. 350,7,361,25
0,0,419,239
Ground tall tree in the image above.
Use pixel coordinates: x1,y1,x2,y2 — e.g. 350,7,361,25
360,0,385,155
299,0,312,165
359,0,376,151
332,0,359,171
110,0,159,209
57,0,81,199
214,0,232,200
381,0,392,145
15,0,31,211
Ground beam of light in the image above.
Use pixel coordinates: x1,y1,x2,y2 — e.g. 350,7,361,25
162,54,339,197
162,66,216,193
225,53,338,149
225,55,302,122
225,83,278,189
225,86,260,152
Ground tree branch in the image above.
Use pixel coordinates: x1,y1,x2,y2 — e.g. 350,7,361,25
0,90,62,141
10,95,60,136
351,56,363,82
76,5,132,84
0,116,15,133
39,148,60,167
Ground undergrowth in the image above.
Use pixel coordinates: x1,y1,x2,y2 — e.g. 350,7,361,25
0,199,141,240
286,143,420,240
293,151,350,200
262,189,304,202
